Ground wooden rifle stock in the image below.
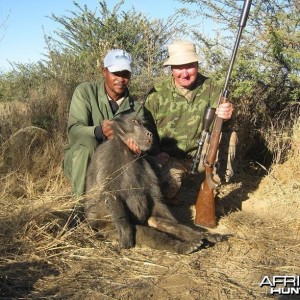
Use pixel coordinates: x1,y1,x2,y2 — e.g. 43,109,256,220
194,0,252,228
194,95,228,228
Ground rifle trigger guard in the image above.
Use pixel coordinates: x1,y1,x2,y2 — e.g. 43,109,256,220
214,161,220,170
205,162,214,168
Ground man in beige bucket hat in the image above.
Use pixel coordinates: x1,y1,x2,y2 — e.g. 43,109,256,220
145,40,237,205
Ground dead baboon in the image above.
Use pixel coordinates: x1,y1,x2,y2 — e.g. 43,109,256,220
84,115,222,254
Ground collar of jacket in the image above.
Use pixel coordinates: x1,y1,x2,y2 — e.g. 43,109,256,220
97,79,135,115
167,73,208,103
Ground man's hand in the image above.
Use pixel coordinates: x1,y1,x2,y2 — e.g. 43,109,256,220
102,120,141,154
126,138,141,155
102,120,114,139
216,102,234,120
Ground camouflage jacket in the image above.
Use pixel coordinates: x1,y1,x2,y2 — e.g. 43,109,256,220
144,73,221,158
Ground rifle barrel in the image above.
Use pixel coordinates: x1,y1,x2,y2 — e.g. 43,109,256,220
239,0,252,27
222,0,252,101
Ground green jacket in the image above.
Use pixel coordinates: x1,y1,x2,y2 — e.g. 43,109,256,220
66,80,144,146
144,73,221,157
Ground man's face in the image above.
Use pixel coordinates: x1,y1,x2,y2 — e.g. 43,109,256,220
171,62,198,89
103,68,131,100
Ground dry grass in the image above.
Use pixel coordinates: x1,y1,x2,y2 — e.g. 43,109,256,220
0,114,299,299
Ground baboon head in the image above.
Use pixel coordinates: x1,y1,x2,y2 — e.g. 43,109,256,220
111,116,153,152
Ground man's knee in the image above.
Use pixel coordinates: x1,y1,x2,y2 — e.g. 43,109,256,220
160,158,188,200
63,136,98,196
64,136,97,170
75,135,98,157
71,137,98,179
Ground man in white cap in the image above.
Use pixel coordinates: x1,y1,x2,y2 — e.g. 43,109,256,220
64,49,143,197
145,40,236,204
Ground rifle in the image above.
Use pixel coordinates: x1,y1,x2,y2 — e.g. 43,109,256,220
194,0,252,228
190,106,216,175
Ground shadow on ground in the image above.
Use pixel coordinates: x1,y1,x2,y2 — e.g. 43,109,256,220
169,167,265,229
0,260,59,299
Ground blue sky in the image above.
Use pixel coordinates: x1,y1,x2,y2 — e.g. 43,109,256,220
0,0,197,72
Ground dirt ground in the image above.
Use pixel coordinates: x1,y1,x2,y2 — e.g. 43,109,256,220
1,159,299,300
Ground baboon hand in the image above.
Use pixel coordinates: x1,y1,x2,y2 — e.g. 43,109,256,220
177,239,204,254
199,232,223,244
177,233,223,254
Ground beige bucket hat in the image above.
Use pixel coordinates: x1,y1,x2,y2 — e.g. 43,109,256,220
163,40,199,66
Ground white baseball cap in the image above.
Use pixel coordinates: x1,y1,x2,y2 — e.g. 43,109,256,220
104,49,132,72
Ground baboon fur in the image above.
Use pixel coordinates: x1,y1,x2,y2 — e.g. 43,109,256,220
84,115,222,254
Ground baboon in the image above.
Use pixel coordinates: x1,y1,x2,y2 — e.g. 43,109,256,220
84,115,222,254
